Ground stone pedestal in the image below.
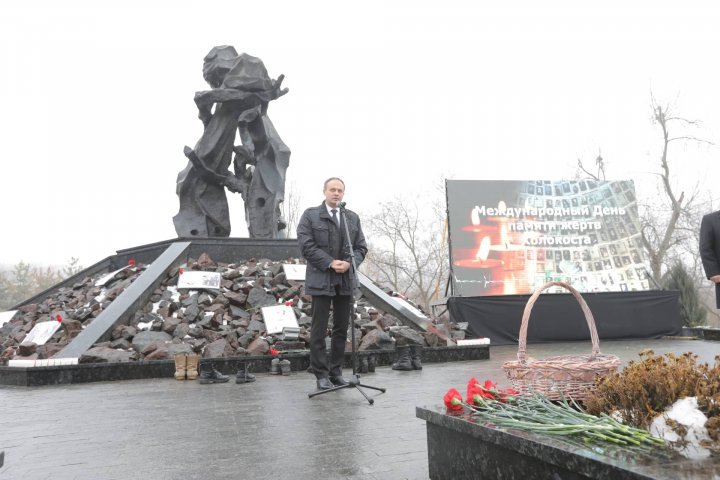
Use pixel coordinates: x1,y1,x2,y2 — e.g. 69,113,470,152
416,406,720,480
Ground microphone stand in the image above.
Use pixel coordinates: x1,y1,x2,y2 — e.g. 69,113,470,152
308,203,386,405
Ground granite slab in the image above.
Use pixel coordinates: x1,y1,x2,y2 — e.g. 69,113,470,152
416,405,720,480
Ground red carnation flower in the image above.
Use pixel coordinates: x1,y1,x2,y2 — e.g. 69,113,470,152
482,379,497,392
466,377,483,402
128,259,136,266
498,387,521,403
443,388,463,412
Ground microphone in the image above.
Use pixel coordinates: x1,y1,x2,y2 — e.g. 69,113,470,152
338,201,347,210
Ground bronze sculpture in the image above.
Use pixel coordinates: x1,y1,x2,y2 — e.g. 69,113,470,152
173,46,290,238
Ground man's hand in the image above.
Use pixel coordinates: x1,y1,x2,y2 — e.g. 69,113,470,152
330,260,351,274
710,275,720,284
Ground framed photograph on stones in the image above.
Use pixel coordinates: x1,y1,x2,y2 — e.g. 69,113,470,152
282,264,307,281
261,305,299,334
177,271,222,290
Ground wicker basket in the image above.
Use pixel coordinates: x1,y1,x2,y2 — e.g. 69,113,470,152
502,281,621,401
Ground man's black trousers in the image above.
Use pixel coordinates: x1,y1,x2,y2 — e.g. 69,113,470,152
310,293,352,379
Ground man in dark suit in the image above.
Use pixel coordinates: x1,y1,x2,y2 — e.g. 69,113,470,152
700,210,720,308
297,177,367,390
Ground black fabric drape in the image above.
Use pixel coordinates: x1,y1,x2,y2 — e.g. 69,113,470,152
448,290,681,345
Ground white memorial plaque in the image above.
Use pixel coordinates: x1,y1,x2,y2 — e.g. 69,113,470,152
8,357,79,367
0,310,18,327
177,271,222,289
261,305,299,334
23,320,62,346
282,264,307,281
95,265,131,287
457,338,491,346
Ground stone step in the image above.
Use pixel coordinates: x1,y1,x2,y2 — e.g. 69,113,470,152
0,344,489,387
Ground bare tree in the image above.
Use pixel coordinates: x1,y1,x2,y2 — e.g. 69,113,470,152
573,98,718,326
576,150,606,181
639,97,713,280
362,195,448,311
281,180,302,238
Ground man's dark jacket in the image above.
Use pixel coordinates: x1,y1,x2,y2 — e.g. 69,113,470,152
700,210,720,308
297,203,367,296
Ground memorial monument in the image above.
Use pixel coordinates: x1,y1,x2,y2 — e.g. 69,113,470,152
173,46,291,239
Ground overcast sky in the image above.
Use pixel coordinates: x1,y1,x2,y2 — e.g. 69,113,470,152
1,1,719,267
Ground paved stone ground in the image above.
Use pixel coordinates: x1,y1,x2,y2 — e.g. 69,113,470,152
0,338,717,480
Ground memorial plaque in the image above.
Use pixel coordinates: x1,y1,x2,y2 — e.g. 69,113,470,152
261,304,299,334
8,357,78,367
282,264,307,281
24,320,63,346
0,310,17,327
177,271,222,290
457,338,491,346
94,265,131,287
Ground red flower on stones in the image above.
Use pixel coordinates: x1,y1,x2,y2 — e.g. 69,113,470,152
55,314,63,323
269,348,280,356
284,300,294,306
443,388,463,412
178,268,185,275
128,259,136,266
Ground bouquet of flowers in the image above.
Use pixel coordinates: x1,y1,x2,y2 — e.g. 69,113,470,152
443,378,663,447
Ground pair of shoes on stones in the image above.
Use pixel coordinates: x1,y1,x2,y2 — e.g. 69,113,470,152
174,353,200,380
392,345,423,371
235,362,256,384
359,355,377,374
270,358,291,375
198,363,229,384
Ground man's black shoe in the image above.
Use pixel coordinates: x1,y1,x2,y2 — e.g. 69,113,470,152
316,377,333,390
329,376,349,386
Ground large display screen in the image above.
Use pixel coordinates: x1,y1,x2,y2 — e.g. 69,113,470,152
446,180,651,296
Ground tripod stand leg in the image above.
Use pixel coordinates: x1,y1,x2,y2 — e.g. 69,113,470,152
353,385,374,405
307,384,348,399
356,383,386,393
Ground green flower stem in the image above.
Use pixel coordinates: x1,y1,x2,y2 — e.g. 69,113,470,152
464,392,663,448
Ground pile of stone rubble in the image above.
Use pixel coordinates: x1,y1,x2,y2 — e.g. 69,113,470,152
1,253,466,364
1,263,148,363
